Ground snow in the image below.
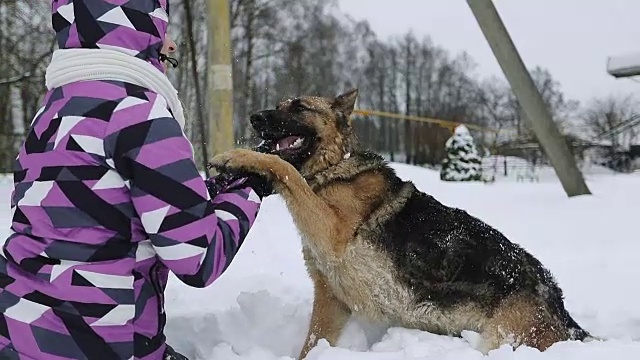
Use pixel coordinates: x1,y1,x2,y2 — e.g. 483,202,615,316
454,124,470,135
606,52,640,77
2,164,640,360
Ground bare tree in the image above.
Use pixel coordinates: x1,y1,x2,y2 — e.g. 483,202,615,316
0,1,52,171
1,0,623,175
582,95,639,149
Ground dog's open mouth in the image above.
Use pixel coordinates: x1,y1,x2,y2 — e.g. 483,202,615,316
250,110,317,165
273,135,305,153
257,134,309,156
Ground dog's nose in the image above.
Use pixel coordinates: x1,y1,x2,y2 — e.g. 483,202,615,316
249,112,267,127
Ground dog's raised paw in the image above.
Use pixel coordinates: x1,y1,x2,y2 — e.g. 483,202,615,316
209,148,278,177
209,149,253,169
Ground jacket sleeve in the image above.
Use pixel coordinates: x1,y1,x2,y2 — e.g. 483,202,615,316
104,100,262,288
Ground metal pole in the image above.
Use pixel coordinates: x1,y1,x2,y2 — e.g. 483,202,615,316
207,0,235,157
467,0,591,197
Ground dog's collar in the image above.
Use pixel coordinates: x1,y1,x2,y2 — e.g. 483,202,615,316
304,151,387,191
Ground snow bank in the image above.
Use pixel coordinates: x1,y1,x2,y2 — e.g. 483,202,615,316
1,166,640,359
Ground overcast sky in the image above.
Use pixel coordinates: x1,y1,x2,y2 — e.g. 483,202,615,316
337,0,640,105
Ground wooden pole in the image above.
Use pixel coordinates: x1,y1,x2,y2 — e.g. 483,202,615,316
467,0,591,197
207,0,235,157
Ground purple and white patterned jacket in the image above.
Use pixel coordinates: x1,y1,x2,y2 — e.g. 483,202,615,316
0,1,264,359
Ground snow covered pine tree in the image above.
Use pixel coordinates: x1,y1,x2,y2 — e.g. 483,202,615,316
440,125,483,181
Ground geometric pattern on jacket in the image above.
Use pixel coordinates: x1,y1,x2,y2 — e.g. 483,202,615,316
0,1,263,359
0,78,262,360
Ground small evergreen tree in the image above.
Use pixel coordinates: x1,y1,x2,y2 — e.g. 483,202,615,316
440,125,483,181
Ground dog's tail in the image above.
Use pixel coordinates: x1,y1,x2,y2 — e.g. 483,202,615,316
563,311,603,343
573,329,604,343
539,274,603,343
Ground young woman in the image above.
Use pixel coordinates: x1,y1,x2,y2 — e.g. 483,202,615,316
0,1,271,359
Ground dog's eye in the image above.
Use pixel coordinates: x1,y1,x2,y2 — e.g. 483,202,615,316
292,99,312,112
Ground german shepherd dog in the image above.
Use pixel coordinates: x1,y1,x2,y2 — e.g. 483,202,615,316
210,89,594,359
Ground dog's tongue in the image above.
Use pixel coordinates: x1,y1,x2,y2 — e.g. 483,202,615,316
277,136,302,150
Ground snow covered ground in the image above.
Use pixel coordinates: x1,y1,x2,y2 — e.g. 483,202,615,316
1,164,640,360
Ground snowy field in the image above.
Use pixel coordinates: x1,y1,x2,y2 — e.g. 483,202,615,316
2,163,640,360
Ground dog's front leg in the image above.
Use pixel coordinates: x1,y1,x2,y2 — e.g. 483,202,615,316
211,151,353,358
299,264,351,359
211,148,345,257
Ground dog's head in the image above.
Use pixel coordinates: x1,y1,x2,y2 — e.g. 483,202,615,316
251,89,359,176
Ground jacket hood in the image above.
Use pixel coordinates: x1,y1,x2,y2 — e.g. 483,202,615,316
52,0,170,72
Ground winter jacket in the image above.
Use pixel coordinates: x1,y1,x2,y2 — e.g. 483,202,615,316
0,1,265,359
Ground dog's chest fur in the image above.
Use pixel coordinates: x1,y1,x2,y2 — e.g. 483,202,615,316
301,225,488,336
303,237,411,322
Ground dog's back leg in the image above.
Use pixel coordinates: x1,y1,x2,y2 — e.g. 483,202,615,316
477,294,567,354
299,264,351,359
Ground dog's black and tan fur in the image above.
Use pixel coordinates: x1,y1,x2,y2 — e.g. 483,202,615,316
210,89,593,359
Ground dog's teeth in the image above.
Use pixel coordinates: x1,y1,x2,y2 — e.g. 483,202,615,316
276,143,280,150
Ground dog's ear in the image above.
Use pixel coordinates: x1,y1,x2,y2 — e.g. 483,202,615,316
332,88,358,119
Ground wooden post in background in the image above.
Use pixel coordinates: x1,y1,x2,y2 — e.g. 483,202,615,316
467,0,591,197
207,0,235,157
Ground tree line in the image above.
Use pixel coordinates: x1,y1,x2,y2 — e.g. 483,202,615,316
0,0,637,172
